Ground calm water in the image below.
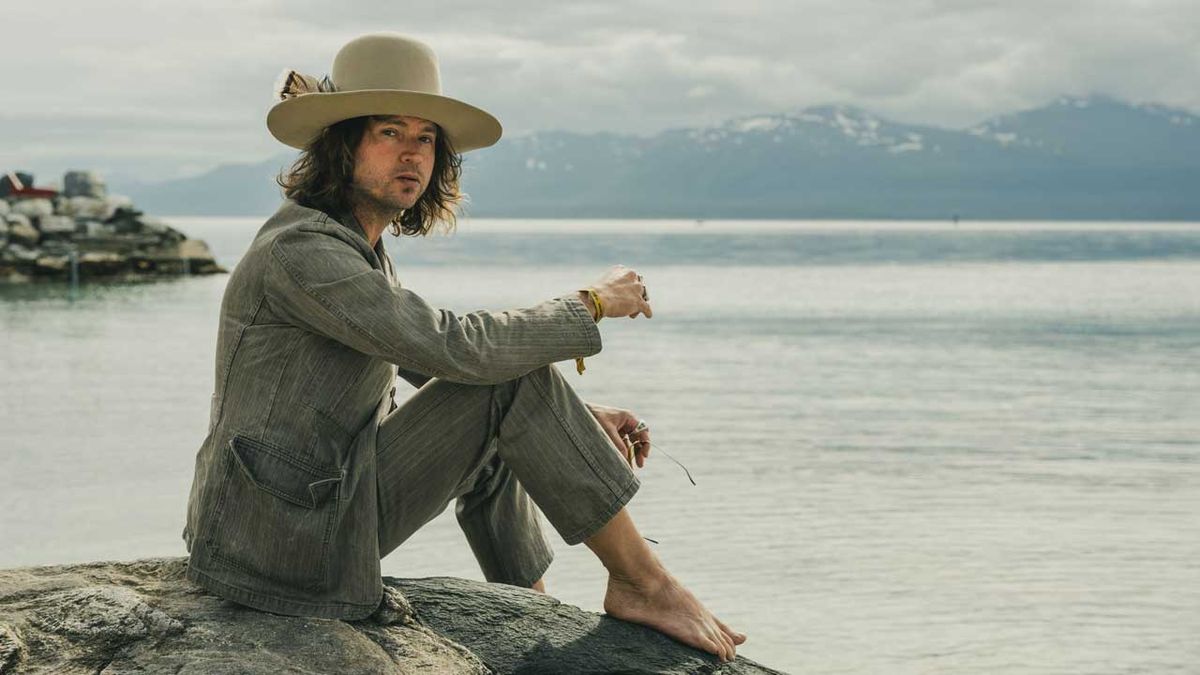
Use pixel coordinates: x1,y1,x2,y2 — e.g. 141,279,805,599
2,218,1198,674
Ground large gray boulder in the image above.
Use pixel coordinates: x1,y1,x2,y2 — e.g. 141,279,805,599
0,558,785,674
395,576,786,675
59,196,112,220
5,216,38,248
9,199,52,219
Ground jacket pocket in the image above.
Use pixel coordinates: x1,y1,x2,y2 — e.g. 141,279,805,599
207,434,344,592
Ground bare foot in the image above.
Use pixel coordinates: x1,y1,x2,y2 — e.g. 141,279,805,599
603,571,747,663
530,578,546,594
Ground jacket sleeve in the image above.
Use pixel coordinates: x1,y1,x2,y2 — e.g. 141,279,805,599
263,222,602,385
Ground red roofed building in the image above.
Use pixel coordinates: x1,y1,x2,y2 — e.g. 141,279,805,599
2,171,59,199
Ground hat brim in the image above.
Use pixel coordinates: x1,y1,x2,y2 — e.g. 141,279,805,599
267,90,502,152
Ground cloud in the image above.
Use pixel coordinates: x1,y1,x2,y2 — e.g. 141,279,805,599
2,0,1198,180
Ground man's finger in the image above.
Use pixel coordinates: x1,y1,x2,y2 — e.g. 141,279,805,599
621,432,638,466
593,411,635,466
631,433,650,467
600,423,624,459
635,435,651,466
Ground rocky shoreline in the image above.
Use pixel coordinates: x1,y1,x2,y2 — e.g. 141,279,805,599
0,170,225,285
0,557,785,674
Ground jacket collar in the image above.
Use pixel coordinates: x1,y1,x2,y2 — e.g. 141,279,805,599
333,207,396,285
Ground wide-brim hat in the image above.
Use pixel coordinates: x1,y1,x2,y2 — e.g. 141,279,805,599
267,33,502,152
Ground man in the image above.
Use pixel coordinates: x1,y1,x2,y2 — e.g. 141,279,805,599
182,33,745,663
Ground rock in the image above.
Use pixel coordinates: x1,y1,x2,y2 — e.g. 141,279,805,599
2,244,39,263
82,220,116,237
397,576,785,675
0,558,485,674
25,585,184,667
36,215,76,236
0,623,24,673
5,216,38,248
0,268,32,284
139,216,172,235
1,169,225,285
138,239,227,275
59,196,111,220
0,558,787,674
105,206,145,234
33,255,68,275
104,194,133,213
9,199,52,219
78,252,128,276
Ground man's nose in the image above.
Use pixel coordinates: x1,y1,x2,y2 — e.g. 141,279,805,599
399,139,424,161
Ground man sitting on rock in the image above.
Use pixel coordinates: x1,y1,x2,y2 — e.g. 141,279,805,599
181,32,745,663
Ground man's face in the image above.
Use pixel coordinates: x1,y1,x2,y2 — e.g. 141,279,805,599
351,115,437,213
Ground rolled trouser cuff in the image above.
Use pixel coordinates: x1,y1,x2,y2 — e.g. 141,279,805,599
497,364,643,546
466,526,555,588
560,473,640,546
456,466,558,587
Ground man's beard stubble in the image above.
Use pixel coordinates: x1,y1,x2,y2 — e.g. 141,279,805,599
350,181,408,224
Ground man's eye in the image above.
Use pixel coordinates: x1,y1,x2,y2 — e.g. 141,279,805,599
382,128,397,136
420,136,434,143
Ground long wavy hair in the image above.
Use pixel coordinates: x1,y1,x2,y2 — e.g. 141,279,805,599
277,115,464,236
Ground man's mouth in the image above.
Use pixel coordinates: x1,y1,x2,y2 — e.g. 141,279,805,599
396,174,421,185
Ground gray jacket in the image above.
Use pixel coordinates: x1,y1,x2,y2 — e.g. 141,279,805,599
183,200,601,619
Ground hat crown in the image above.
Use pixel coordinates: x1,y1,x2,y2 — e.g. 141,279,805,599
268,32,501,152
331,33,442,95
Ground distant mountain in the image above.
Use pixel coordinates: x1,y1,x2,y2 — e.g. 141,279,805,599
116,95,1200,220
121,155,296,216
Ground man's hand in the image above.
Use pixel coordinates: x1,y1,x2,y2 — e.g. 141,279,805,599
586,402,651,468
584,265,653,319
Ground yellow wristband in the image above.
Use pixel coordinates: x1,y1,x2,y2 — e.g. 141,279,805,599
587,288,603,322
575,288,603,374
576,288,602,322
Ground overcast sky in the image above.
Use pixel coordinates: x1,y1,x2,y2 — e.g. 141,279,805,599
3,0,1198,183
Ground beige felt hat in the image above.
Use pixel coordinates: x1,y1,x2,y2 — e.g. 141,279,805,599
266,33,502,152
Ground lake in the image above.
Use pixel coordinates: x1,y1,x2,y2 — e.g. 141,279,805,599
2,217,1198,673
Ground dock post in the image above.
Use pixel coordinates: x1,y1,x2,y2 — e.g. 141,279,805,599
68,248,80,301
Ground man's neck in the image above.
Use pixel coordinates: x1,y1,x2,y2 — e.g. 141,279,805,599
349,203,393,248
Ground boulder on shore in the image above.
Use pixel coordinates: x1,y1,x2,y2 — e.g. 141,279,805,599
1,169,226,285
0,557,785,674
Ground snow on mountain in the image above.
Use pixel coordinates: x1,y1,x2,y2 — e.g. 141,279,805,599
681,105,934,155
962,94,1200,163
117,94,1200,219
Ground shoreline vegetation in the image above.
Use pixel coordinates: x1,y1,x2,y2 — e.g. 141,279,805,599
0,170,225,285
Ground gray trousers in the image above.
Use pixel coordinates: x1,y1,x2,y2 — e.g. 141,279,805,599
375,363,641,587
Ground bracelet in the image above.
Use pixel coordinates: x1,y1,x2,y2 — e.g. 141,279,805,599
575,288,603,374
576,287,603,322
587,287,603,322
